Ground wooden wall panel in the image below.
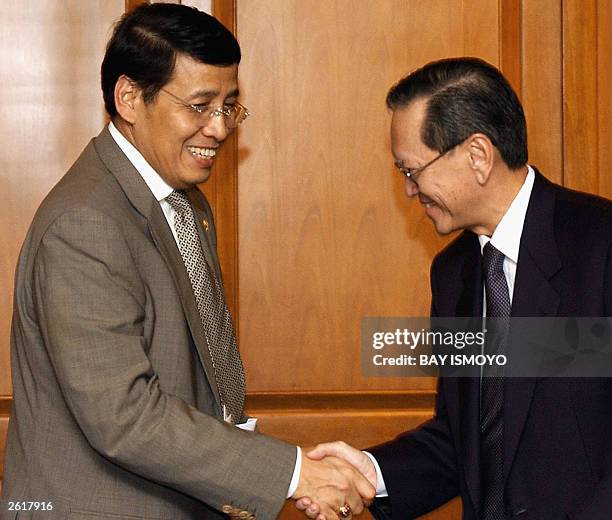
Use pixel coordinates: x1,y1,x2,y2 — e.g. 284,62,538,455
235,4,497,517
0,418,6,493
236,0,499,395
0,0,124,395
0,398,8,489
563,0,598,193
599,0,612,199
499,0,522,96
248,392,434,448
521,0,563,184
125,0,148,11
563,0,611,197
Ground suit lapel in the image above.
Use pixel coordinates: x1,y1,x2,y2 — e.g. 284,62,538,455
92,126,222,410
504,170,561,483
444,234,483,516
460,239,483,516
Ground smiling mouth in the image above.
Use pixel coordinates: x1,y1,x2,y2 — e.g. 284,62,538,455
187,145,217,158
419,196,435,208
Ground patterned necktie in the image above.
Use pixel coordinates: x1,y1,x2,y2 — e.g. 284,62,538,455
166,190,245,424
481,242,511,519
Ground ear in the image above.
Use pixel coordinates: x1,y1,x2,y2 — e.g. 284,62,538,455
114,75,140,124
466,133,494,185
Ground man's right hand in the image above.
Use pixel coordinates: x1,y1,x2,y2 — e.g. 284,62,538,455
292,449,375,520
294,442,377,520
308,442,377,488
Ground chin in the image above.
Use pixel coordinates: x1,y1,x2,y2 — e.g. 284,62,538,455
184,169,212,187
432,220,456,236
196,171,212,184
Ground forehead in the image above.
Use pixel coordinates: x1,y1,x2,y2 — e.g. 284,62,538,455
390,98,429,160
168,54,238,95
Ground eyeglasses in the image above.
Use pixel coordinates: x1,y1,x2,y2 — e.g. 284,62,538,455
395,143,458,183
161,88,250,129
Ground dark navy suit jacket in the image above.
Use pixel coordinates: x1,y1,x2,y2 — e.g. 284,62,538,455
370,171,612,519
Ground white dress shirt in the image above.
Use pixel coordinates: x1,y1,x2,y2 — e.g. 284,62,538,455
108,122,178,241
477,166,535,306
107,123,302,497
368,166,536,496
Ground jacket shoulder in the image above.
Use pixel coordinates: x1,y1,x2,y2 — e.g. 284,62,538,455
553,184,612,234
31,139,134,238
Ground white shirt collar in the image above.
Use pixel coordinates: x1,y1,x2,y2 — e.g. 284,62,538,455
108,121,173,202
478,165,535,262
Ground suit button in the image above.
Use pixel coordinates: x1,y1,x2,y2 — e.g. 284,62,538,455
238,512,250,519
222,505,233,515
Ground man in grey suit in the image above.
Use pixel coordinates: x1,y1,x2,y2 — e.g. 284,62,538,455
1,4,373,520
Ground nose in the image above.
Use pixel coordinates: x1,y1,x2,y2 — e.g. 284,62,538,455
201,114,231,142
404,177,419,198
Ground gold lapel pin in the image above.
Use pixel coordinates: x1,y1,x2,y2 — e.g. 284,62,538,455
202,219,209,231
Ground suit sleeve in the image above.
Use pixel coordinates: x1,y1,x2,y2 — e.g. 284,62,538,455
605,240,612,316
33,207,296,520
570,241,612,519
368,261,459,518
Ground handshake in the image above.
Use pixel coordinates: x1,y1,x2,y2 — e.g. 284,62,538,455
291,442,378,520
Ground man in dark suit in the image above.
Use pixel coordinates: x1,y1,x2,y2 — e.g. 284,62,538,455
297,58,612,519
1,4,373,520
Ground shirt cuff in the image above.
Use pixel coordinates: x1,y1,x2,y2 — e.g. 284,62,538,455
364,451,389,497
286,446,302,498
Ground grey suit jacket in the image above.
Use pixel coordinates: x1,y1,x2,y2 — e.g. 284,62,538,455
2,126,296,520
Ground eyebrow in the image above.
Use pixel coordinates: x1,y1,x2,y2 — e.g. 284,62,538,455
187,88,240,101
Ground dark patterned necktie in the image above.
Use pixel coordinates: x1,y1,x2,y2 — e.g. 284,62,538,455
166,190,245,424
481,242,511,519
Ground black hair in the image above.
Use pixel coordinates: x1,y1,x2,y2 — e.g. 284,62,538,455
101,3,240,117
387,57,527,168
